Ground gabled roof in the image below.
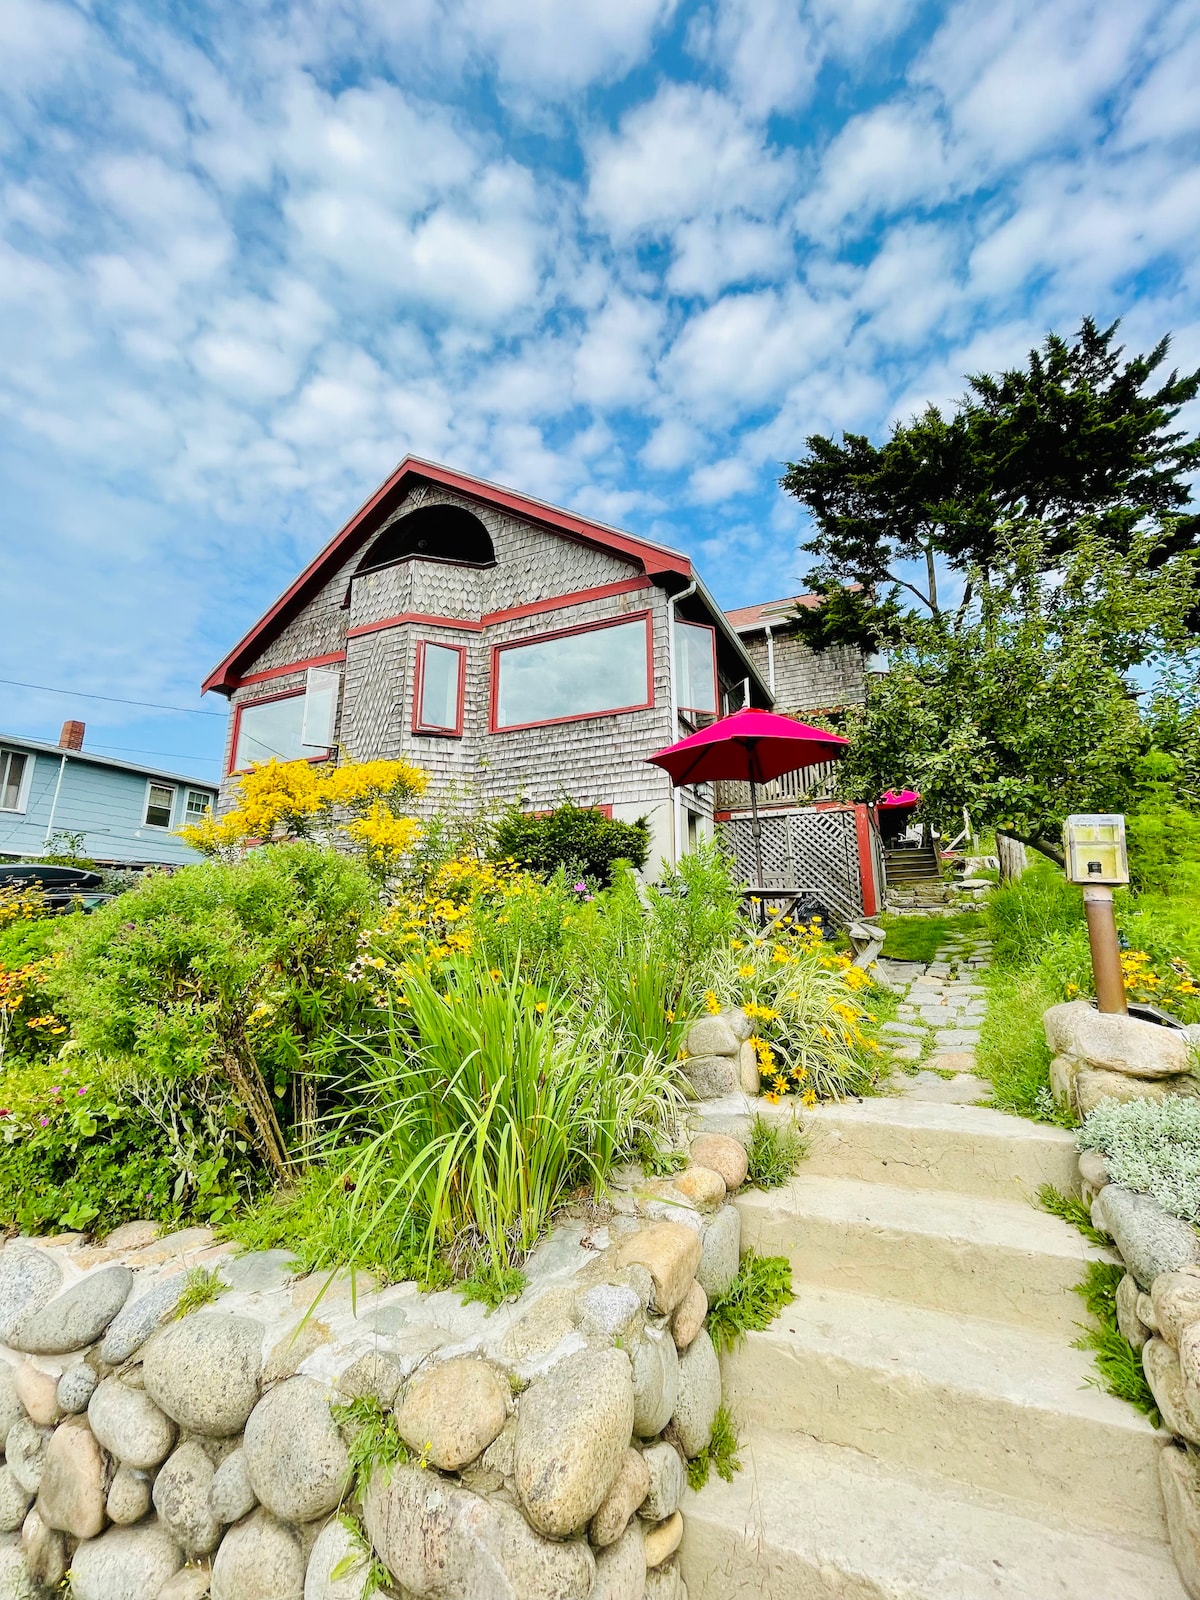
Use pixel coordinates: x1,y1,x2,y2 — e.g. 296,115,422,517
203,457,695,694
725,593,822,633
0,732,218,791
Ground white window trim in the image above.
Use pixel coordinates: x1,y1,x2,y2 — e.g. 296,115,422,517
185,787,214,818
0,748,34,814
143,780,178,830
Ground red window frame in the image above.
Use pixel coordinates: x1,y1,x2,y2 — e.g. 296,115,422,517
412,640,467,738
677,619,718,717
227,689,331,775
489,611,655,734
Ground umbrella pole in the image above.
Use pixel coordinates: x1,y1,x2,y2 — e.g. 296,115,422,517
749,777,766,927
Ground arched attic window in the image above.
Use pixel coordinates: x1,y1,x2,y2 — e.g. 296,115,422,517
356,503,496,573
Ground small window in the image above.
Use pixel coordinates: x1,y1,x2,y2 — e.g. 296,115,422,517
0,750,28,812
492,614,653,732
414,642,466,736
144,783,176,829
185,789,212,821
677,621,717,716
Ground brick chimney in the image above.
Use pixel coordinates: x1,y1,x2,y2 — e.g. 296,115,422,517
58,720,85,751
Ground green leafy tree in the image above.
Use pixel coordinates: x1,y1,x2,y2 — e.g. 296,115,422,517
831,525,1196,863
490,802,649,886
783,318,1200,650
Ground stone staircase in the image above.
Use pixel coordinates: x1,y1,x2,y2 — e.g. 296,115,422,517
679,1096,1186,1599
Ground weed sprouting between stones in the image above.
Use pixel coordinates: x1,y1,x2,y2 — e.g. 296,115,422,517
459,1264,528,1311
173,1266,223,1319
332,1394,412,1492
686,1405,741,1490
1036,1183,1111,1247
705,1251,795,1353
745,1115,807,1191
1071,1261,1161,1426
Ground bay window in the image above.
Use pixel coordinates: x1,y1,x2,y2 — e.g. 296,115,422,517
491,613,653,732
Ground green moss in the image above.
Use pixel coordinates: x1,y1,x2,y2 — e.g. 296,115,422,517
706,1251,794,1353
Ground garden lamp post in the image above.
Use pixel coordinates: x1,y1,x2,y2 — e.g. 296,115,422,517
1062,814,1129,1015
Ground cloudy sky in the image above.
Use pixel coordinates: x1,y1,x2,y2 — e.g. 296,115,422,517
2,0,1198,783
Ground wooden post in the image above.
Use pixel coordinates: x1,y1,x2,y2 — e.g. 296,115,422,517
1083,886,1127,1015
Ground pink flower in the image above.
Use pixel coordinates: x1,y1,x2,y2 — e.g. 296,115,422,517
77,1087,86,1096
38,1117,48,1127
0,1110,9,1118
50,1086,60,1096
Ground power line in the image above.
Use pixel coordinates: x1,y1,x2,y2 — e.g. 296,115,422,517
85,742,222,764
0,677,225,717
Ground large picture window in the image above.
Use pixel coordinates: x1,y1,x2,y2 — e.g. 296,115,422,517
413,641,466,736
231,669,340,772
491,613,653,732
677,621,717,716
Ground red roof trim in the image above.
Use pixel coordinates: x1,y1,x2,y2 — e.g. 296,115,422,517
202,457,691,694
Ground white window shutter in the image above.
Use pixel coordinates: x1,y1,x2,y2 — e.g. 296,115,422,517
301,668,340,748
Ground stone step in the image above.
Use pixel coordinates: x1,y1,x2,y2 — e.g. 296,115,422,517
735,1174,1110,1335
691,1096,1080,1202
679,1427,1185,1600
720,1285,1167,1539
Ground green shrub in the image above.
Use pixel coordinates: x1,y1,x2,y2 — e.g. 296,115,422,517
1077,1099,1200,1223
49,843,377,1176
490,802,649,886
988,857,1085,969
0,1057,255,1234
706,1251,794,1352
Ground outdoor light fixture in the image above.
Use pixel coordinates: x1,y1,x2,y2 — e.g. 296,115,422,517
1063,814,1130,1014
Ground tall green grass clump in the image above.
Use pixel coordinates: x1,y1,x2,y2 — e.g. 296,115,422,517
745,1115,807,1189
1072,1261,1160,1424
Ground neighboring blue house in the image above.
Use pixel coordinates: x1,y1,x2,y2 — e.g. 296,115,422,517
0,722,218,867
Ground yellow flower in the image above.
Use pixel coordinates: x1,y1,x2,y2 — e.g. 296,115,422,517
704,990,721,1015
535,1001,547,1014
801,1089,817,1109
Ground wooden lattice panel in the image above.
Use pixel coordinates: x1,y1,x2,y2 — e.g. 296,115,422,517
719,806,864,924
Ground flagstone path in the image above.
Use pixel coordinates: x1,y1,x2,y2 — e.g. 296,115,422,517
878,926,994,1104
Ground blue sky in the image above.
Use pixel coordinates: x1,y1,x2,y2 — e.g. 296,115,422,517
2,0,1198,786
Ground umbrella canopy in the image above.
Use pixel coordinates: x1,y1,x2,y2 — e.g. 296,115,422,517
878,788,920,810
646,707,849,788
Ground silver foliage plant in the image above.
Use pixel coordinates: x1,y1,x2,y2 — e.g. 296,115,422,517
1078,1097,1200,1224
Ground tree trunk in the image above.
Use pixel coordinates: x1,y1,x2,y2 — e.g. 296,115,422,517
222,1047,289,1176
997,834,1027,882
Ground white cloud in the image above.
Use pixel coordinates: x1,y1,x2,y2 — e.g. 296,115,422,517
800,99,953,236
574,295,663,407
586,84,794,243
689,455,755,503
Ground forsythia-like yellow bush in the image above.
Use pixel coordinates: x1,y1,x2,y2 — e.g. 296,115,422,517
180,757,427,875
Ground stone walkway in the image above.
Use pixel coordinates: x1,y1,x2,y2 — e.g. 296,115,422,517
877,928,993,1104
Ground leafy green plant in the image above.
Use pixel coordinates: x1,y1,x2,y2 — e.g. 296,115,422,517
330,1515,393,1598
332,1395,411,1490
634,1135,688,1177
706,1251,794,1352
460,1264,527,1310
322,957,682,1279
491,802,649,886
1036,1184,1111,1246
49,843,378,1175
0,1058,256,1235
745,1116,807,1190
686,1406,741,1490
1078,1099,1200,1224
1072,1261,1161,1425
175,1267,223,1318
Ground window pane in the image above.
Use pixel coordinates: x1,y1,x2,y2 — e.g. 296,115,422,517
419,645,461,731
235,695,310,768
185,790,212,819
678,623,716,714
145,784,175,827
0,751,26,811
496,617,650,729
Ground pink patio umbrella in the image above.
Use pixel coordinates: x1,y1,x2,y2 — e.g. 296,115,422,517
646,707,849,887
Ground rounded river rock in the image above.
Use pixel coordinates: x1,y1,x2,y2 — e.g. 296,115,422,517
142,1313,263,1437
514,1346,635,1538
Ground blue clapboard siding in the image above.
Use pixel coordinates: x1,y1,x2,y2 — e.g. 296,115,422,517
0,735,217,866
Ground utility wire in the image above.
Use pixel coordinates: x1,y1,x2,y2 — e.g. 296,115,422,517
0,677,224,717
85,742,222,764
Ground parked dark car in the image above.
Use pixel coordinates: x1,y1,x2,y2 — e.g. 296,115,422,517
0,862,111,912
